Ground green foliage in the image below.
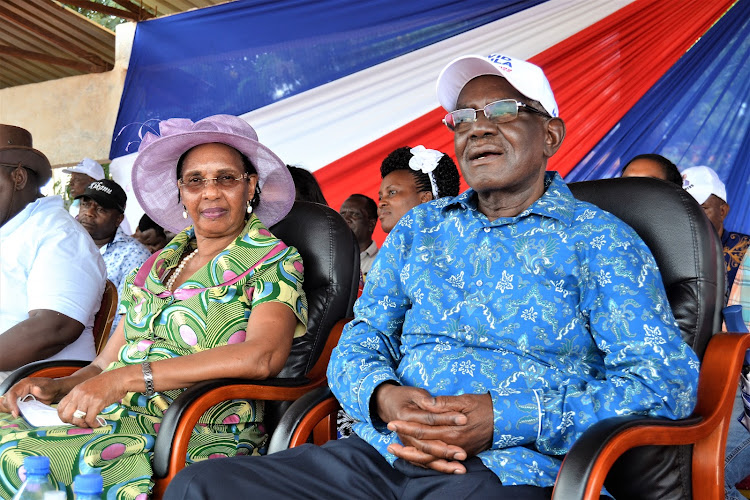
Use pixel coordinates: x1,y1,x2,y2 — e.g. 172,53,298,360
51,176,72,209
61,0,132,31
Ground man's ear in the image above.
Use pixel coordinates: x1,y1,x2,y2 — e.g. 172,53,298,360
11,166,28,191
543,117,566,158
419,191,434,203
368,216,377,234
116,212,125,227
721,201,730,220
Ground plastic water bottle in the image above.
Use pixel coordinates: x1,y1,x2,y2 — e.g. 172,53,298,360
43,492,66,500
73,474,103,500
12,456,56,499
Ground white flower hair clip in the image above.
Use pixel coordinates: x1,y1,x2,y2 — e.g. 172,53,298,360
409,145,444,198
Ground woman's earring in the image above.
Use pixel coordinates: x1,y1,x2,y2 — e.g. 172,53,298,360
246,201,253,214
182,205,188,219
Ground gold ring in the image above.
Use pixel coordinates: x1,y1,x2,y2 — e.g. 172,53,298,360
73,409,87,419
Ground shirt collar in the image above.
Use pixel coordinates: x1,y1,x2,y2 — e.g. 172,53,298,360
100,225,127,254
0,196,60,238
362,240,378,257
111,225,127,244
442,172,576,226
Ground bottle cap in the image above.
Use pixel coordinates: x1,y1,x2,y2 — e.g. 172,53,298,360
23,456,50,475
74,474,103,495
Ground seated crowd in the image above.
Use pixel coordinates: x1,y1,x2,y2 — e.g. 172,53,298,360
0,50,747,499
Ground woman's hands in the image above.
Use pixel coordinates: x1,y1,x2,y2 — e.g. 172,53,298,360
0,363,128,428
56,369,130,428
0,377,64,417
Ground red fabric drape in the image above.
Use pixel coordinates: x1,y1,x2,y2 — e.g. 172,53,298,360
317,0,735,246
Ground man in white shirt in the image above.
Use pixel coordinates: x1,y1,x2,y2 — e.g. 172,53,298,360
0,125,106,383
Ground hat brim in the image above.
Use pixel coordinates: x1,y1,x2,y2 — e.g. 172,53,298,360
0,148,52,186
132,130,294,234
75,192,125,213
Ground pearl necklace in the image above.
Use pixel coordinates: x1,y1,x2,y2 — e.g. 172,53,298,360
165,248,199,291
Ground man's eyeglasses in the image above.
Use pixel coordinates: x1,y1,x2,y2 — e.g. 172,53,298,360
443,99,551,131
178,173,250,193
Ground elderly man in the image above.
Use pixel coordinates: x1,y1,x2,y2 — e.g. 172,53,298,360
76,179,151,335
682,165,750,292
339,194,379,278
62,157,105,218
0,125,106,383
165,54,699,500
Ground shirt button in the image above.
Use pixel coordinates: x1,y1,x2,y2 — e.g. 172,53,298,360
484,227,491,233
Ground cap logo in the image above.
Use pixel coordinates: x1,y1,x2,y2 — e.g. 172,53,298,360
487,54,513,69
89,181,113,195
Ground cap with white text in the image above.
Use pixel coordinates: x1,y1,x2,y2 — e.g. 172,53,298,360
437,53,558,117
75,179,126,213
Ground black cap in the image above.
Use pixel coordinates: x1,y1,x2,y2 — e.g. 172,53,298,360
75,179,126,213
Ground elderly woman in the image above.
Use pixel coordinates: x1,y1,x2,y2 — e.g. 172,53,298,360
377,145,461,233
0,115,307,499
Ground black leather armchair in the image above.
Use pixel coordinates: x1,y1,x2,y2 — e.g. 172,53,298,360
269,178,750,499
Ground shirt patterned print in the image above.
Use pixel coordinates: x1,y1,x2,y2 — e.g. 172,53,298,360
723,230,750,292
728,251,750,330
327,172,700,488
102,226,152,334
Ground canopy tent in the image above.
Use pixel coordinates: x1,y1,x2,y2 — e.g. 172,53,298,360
109,0,749,244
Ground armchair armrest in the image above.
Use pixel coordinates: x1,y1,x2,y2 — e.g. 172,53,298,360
552,332,750,500
0,359,90,394
152,317,352,486
267,386,338,454
152,375,326,478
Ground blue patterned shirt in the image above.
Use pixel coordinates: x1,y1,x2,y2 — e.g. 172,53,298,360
328,172,700,487
103,226,152,334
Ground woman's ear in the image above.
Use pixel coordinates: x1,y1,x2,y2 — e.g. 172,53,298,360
420,191,434,203
247,174,259,203
543,117,566,158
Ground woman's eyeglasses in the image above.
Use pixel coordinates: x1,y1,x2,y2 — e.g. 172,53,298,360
443,99,551,131
178,173,249,193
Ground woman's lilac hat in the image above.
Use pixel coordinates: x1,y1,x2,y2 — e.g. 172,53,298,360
132,114,295,234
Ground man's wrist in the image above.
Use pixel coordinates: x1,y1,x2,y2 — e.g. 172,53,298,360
371,381,400,425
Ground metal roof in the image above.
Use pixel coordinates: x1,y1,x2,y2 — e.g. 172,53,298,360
0,0,230,89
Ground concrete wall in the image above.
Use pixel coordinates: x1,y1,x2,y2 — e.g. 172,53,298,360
0,22,135,168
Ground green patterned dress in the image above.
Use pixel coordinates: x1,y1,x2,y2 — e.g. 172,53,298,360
0,215,307,499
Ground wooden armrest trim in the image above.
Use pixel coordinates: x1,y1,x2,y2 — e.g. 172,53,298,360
554,332,750,500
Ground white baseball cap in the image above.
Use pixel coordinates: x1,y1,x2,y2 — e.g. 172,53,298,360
62,157,105,180
436,53,558,117
681,166,727,204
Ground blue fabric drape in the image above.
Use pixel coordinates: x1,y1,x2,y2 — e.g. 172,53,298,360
111,0,547,159
566,0,750,235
